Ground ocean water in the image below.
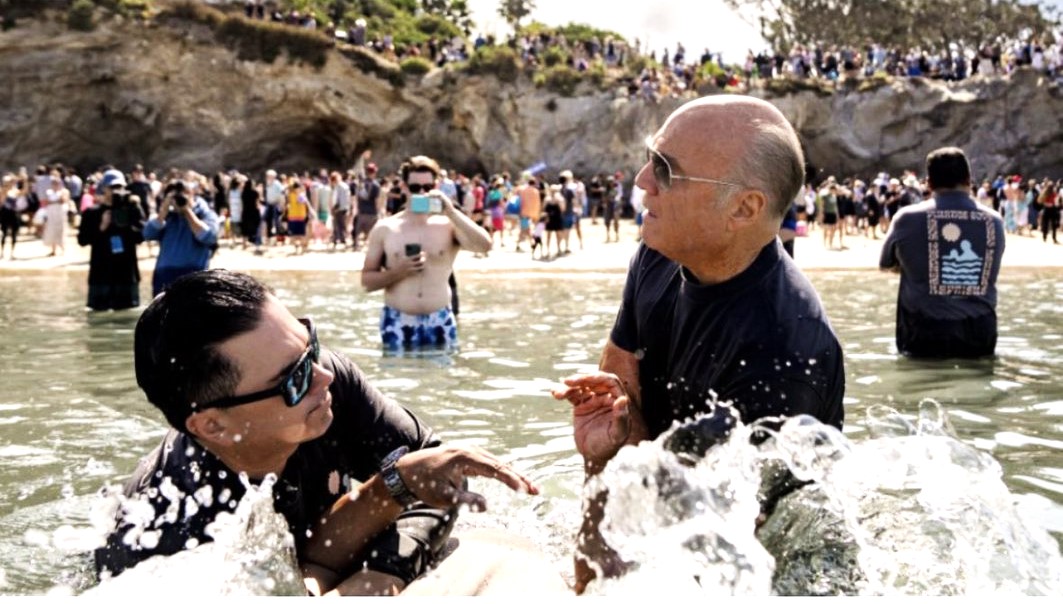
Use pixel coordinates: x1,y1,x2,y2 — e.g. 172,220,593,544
0,268,1060,594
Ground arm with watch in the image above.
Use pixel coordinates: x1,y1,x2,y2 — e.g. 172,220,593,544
301,351,538,596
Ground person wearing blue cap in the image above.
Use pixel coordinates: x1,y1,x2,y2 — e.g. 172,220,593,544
76,168,145,311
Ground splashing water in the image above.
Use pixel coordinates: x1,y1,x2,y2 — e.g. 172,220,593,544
588,400,1063,596
84,474,303,597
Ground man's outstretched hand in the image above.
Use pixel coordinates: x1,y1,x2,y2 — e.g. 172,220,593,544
552,372,648,475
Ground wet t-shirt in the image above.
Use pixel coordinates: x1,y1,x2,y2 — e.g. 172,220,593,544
94,349,452,582
611,241,845,438
879,191,1005,352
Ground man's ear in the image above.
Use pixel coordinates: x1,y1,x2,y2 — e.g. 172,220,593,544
185,410,227,445
729,189,768,227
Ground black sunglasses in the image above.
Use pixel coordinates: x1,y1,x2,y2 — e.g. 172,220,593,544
645,139,743,191
198,318,320,411
406,183,432,193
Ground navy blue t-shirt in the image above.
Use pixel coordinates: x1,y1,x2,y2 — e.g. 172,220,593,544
611,241,845,438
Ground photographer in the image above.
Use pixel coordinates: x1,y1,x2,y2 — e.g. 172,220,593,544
76,169,145,311
144,173,221,296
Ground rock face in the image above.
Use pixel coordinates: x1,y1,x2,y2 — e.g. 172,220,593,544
1,15,1061,182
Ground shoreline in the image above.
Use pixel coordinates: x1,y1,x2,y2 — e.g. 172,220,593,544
1,219,1061,276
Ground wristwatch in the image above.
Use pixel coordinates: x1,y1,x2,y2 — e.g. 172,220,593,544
381,445,418,507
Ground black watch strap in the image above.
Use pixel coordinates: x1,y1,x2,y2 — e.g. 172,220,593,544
381,445,418,507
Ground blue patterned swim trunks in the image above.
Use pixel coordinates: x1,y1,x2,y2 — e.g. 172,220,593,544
380,305,458,351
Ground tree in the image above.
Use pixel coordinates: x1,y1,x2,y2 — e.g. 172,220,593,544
497,0,535,34
420,0,474,35
725,0,1055,55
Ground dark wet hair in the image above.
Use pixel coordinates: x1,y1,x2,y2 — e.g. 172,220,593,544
926,147,971,190
134,270,272,431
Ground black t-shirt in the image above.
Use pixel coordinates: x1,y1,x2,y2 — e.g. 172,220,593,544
76,204,144,287
611,242,845,438
95,349,453,582
357,179,382,215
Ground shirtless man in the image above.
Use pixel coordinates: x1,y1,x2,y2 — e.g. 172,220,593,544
361,155,491,351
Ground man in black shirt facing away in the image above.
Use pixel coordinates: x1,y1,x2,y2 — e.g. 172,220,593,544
554,95,845,593
96,270,560,595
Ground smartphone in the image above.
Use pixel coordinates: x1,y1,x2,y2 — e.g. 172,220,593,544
410,194,442,214
410,194,430,214
405,243,422,257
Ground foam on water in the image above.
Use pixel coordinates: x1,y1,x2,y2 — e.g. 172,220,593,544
84,474,303,597
587,400,1063,596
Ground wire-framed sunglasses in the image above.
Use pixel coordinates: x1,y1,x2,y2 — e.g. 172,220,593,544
645,139,744,191
198,317,320,411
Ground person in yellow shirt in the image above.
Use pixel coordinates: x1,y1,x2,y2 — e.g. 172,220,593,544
285,180,310,254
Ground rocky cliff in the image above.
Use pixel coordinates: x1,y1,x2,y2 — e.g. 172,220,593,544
1,13,1060,181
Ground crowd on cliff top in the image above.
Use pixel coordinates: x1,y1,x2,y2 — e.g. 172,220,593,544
232,0,1063,99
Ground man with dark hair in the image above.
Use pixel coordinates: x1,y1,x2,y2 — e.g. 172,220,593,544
361,155,491,352
552,95,845,593
95,270,555,595
880,146,1006,358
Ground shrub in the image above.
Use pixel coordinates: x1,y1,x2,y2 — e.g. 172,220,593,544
540,64,581,96
95,0,152,17
587,61,607,88
218,17,332,67
338,45,405,87
68,0,96,32
399,56,432,76
464,45,520,83
166,0,224,26
624,54,653,77
163,2,332,68
414,13,460,39
542,46,567,68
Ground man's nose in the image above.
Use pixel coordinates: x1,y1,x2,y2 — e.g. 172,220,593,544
312,361,335,392
635,162,657,195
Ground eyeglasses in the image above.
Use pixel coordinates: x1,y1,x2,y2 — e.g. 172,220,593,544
198,318,320,411
645,141,744,191
406,183,432,193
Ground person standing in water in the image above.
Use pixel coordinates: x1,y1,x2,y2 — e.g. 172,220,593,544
552,95,845,593
360,155,491,352
879,146,1005,358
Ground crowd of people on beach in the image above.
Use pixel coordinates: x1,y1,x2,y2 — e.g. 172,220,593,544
0,158,638,262
2,156,1060,265
793,171,1061,251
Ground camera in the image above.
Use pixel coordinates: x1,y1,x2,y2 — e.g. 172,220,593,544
110,187,132,228
164,180,188,209
405,243,422,257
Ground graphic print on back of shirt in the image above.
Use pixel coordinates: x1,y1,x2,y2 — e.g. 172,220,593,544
927,210,997,296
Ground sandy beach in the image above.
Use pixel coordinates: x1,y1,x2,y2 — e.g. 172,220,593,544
1,219,1061,275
